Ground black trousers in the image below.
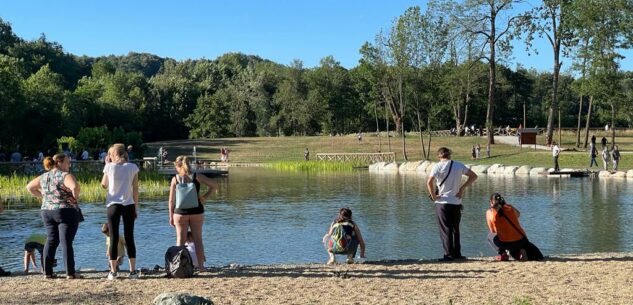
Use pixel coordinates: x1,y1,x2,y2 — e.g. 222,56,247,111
553,156,560,171
488,233,528,258
41,208,79,276
107,204,136,259
435,203,462,257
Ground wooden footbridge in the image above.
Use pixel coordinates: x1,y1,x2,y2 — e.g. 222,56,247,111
315,152,396,163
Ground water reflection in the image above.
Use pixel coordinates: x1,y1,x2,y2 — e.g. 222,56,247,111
1,168,632,271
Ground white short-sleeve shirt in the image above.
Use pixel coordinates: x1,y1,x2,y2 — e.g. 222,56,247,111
103,162,139,207
430,160,469,205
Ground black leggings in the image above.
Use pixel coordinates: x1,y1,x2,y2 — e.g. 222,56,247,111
107,204,136,259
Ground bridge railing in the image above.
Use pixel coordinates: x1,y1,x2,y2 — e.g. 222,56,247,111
315,152,396,163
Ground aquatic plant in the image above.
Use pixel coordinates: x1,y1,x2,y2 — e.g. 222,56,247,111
267,161,365,172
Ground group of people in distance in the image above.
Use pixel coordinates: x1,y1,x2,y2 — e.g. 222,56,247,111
24,144,218,280
588,135,621,171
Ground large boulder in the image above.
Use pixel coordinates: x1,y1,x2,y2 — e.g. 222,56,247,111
470,165,490,174
399,161,423,173
598,170,612,178
369,162,385,172
503,166,519,175
416,161,432,174
491,166,506,175
613,171,627,179
515,166,532,175
383,162,399,172
153,293,213,305
529,167,547,176
627,170,633,178
487,164,502,175
425,162,436,174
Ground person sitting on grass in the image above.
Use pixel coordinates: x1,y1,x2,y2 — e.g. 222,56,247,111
24,233,47,273
322,208,365,264
101,223,126,271
486,193,530,261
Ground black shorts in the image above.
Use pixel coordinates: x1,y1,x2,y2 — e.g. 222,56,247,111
25,242,44,254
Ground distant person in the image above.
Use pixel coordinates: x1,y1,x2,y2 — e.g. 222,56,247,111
605,124,609,132
162,148,169,163
589,142,598,168
427,147,478,261
37,151,44,162
471,145,476,160
24,233,46,273
99,149,107,162
601,136,608,149
127,145,134,161
220,148,226,162
10,148,22,163
322,208,366,264
591,134,596,145
552,142,560,172
224,148,229,162
101,143,140,280
357,132,362,142
486,193,542,261
505,125,510,135
475,144,481,160
26,153,81,279
81,149,89,161
601,147,610,171
168,156,218,271
101,223,126,271
611,145,621,171
304,148,310,161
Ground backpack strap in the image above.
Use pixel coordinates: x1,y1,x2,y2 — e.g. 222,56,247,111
438,160,454,187
496,208,528,240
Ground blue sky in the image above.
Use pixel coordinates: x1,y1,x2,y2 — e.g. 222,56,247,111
0,0,630,72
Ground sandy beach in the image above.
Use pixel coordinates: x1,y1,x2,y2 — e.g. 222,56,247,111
1,252,632,305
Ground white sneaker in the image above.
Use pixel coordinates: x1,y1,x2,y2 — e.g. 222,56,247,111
107,271,118,280
129,270,139,279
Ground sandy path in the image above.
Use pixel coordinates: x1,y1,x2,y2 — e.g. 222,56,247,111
1,252,632,305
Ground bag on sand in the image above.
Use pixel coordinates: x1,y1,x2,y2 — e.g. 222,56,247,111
524,241,544,261
165,246,194,278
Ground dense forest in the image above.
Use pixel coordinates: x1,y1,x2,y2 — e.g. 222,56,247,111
1,0,632,158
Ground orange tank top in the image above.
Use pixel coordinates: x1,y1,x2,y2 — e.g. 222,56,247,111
486,204,526,242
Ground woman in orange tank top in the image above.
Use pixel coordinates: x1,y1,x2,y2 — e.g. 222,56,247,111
486,193,529,261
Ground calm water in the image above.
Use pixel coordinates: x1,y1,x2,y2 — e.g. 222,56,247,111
1,167,632,271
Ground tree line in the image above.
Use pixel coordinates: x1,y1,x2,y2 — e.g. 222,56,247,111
1,0,632,159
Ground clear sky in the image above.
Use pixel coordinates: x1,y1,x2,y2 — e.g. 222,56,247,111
0,0,630,72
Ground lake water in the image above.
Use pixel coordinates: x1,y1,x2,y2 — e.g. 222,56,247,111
1,167,632,271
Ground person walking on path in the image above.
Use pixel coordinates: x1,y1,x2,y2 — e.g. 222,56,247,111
427,147,478,261
601,147,610,171
26,153,81,279
601,137,608,150
552,142,561,172
611,145,621,171
101,144,140,280
589,142,598,168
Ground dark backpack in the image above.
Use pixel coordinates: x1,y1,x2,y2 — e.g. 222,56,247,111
165,246,194,278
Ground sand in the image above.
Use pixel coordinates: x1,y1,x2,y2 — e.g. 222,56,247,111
1,252,632,305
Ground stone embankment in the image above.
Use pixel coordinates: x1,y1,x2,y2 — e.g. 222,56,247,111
369,161,633,179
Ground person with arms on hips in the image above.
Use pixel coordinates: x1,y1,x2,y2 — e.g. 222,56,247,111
427,147,478,261
101,144,140,280
26,153,81,279
322,207,366,264
168,156,218,271
552,142,560,172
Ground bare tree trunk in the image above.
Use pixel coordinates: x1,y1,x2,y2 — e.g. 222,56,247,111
416,109,426,160
575,95,583,147
583,96,593,148
375,101,381,152
427,115,432,159
385,99,391,151
611,103,616,149
398,76,408,161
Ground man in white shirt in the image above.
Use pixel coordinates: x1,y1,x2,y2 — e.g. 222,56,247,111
552,142,561,172
427,147,478,261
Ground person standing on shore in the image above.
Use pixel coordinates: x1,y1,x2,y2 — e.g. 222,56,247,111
427,147,478,261
589,142,598,168
601,147,610,171
101,144,140,280
552,142,560,172
26,153,81,279
611,145,621,171
304,148,310,161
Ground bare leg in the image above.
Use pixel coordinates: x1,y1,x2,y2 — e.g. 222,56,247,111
189,214,205,269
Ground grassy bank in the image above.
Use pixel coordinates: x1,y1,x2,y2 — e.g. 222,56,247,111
146,132,633,171
0,171,169,206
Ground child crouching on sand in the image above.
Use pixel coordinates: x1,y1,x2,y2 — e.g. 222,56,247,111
101,223,126,270
322,208,366,264
24,233,46,273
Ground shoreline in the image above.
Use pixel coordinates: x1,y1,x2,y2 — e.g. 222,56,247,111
1,252,632,304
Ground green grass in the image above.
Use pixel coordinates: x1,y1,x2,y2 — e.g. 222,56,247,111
146,131,633,171
267,160,365,172
0,171,169,206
